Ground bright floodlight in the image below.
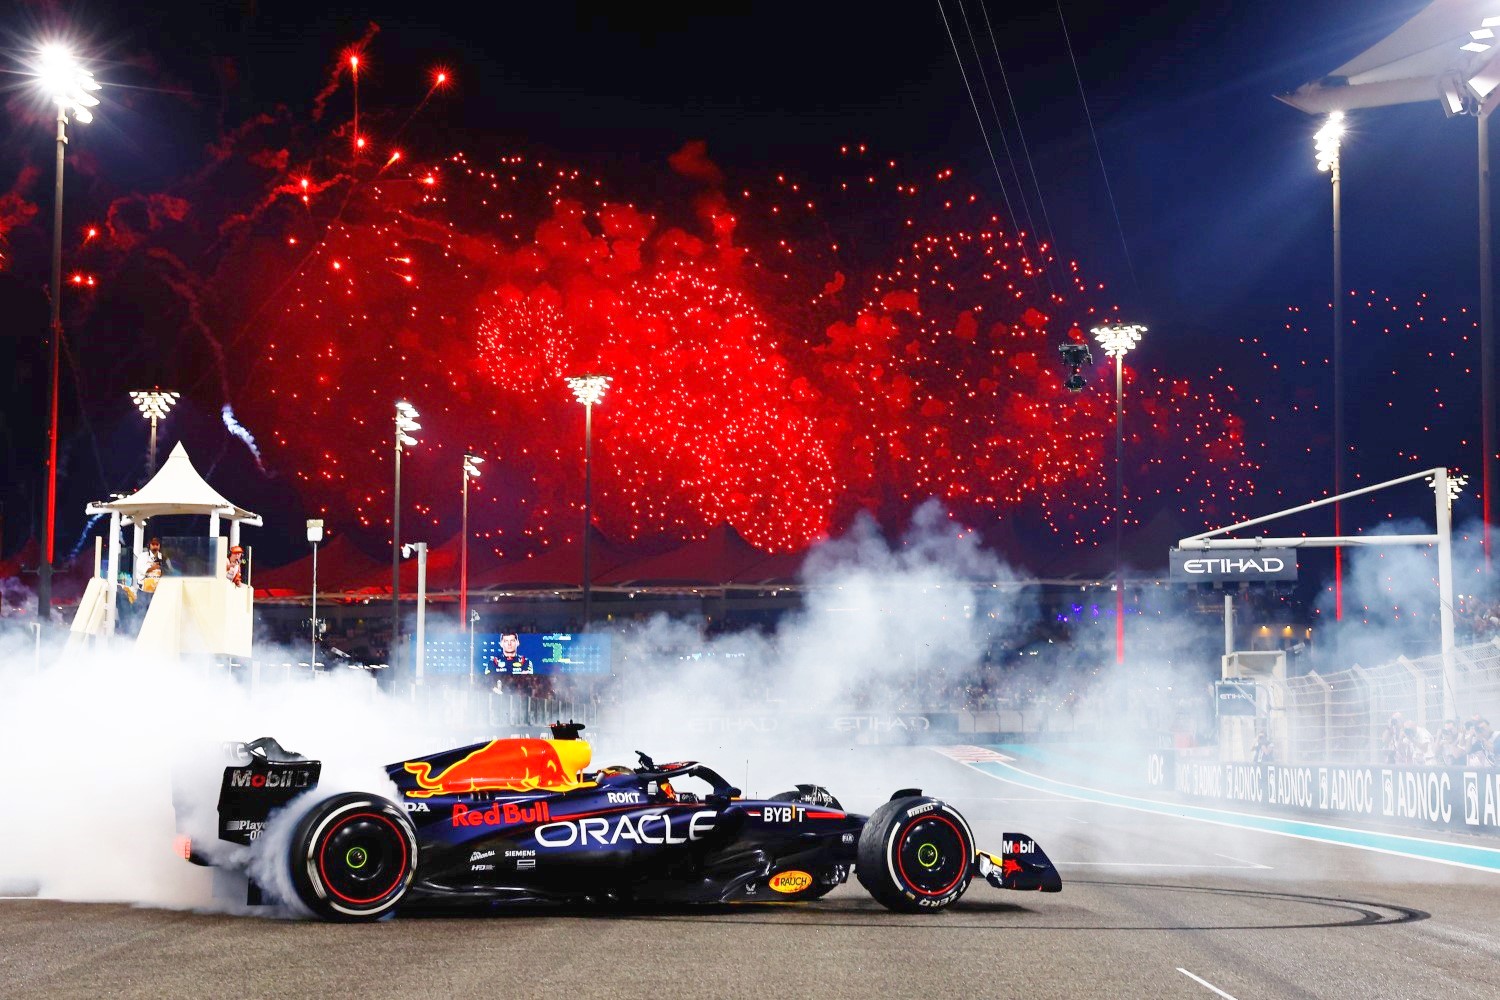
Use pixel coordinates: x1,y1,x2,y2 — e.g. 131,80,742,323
566,375,611,407
395,400,421,447
129,389,179,421
1091,324,1146,359
37,45,100,124
1314,112,1344,172
1430,471,1468,507
463,452,484,479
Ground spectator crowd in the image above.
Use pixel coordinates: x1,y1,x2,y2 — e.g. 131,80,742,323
1384,711,1500,767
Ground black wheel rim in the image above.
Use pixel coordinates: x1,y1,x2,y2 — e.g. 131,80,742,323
895,815,967,896
316,812,408,907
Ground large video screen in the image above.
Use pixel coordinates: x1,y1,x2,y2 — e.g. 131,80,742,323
420,632,611,677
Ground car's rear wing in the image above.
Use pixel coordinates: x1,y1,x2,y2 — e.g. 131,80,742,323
216,737,322,846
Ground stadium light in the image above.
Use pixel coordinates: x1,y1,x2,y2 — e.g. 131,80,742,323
1429,470,1469,509
1314,111,1343,172
1090,324,1147,666
129,389,180,475
36,45,100,124
392,401,421,677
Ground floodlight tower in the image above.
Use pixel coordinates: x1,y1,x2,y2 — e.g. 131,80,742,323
566,375,610,630
35,44,100,623
130,389,181,475
1315,111,1346,621
392,401,420,674
1092,323,1146,665
307,518,324,670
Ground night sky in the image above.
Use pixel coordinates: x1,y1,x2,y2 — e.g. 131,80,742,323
0,0,1487,587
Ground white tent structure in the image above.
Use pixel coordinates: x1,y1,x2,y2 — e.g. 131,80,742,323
1277,0,1498,566
70,443,262,658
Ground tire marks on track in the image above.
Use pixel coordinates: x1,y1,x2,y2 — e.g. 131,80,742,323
604,881,1427,932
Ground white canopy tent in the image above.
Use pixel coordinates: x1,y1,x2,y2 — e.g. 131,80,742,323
1277,0,1498,567
83,442,262,635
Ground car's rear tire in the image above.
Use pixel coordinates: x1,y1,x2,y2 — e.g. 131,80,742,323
856,796,973,913
288,792,417,921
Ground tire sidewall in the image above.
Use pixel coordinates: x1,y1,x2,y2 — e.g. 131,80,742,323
857,796,974,912
289,792,417,921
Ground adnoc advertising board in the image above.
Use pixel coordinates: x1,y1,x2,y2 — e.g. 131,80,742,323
1144,751,1500,836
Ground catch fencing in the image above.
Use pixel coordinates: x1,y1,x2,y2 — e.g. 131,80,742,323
1284,639,1500,763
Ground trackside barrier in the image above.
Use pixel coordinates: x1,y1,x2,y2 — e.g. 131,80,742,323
1284,640,1500,763
1145,750,1500,837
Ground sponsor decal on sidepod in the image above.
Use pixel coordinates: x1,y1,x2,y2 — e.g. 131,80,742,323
768,871,813,893
535,811,718,847
452,801,551,827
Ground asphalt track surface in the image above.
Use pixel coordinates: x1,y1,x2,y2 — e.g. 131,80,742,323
3,749,1499,1000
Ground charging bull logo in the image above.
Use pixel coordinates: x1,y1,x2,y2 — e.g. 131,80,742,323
403,739,588,798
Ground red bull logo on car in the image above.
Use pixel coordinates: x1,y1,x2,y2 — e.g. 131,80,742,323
403,738,591,798
451,801,552,828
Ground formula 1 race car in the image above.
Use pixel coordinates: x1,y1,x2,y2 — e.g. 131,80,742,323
177,723,1060,921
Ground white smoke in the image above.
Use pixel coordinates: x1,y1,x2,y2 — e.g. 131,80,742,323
221,403,266,471
0,632,444,910
0,499,1244,913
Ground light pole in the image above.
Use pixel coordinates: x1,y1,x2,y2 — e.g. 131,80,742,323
565,375,610,630
1481,112,1495,574
402,541,428,687
392,401,420,676
1092,323,1145,665
35,44,100,623
461,451,483,627
1315,111,1346,621
307,519,323,670
468,608,480,688
130,389,180,476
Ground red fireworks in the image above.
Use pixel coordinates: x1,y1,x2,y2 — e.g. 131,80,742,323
51,46,1261,562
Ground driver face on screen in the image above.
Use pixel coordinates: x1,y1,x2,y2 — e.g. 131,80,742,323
500,633,520,656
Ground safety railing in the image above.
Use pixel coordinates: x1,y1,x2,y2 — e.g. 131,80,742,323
1284,639,1500,763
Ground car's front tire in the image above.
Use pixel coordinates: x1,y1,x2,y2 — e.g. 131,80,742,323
288,793,417,921
856,796,974,913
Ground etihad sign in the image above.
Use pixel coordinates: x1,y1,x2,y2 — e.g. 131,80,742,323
1169,547,1297,584
1181,556,1286,574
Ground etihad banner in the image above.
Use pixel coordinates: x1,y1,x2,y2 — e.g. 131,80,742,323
1145,752,1500,836
1169,547,1297,584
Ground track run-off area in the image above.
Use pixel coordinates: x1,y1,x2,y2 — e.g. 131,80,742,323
2,747,1497,1000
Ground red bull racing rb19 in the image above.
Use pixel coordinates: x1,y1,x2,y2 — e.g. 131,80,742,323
179,723,1060,921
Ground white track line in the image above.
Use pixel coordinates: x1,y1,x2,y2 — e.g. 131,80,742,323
1178,967,1241,1000
1214,852,1273,870
1058,862,1264,870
